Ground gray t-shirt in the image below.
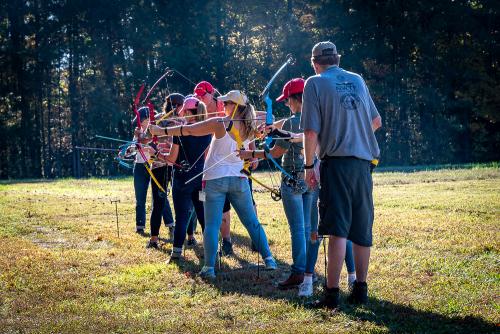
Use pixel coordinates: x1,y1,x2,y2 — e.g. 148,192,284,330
276,113,304,174
300,66,380,161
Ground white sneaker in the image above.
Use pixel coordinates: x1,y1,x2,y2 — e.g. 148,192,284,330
298,281,313,297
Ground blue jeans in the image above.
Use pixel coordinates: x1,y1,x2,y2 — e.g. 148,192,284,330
204,177,272,269
281,180,316,274
134,163,150,229
172,173,205,250
304,186,355,273
134,163,173,231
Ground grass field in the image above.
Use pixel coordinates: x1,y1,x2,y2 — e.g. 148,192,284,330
0,165,499,333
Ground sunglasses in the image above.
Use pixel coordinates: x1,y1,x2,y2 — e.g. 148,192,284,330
223,101,235,106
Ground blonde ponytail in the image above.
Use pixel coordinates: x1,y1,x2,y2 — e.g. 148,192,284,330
237,103,257,140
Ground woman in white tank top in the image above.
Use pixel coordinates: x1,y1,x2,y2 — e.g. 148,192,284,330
149,90,277,279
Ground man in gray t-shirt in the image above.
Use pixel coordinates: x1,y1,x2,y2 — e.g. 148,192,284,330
301,41,382,309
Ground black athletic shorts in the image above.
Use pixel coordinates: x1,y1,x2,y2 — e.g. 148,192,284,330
318,156,374,247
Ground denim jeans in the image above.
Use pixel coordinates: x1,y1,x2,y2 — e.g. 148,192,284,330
281,180,317,274
134,163,150,229
304,185,355,274
134,163,173,231
172,173,205,250
204,177,272,269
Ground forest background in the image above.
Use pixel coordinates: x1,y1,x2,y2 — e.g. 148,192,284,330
1,0,498,178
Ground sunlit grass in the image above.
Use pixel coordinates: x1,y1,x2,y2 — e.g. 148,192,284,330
0,165,498,333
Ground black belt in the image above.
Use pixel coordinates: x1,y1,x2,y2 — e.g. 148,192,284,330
323,155,360,160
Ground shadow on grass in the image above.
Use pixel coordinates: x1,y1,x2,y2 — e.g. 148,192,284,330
164,230,496,333
0,178,59,185
337,292,497,334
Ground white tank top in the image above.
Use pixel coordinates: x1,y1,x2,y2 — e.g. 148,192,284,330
134,144,151,164
203,132,249,181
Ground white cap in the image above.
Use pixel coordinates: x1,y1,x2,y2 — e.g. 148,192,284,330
217,90,248,106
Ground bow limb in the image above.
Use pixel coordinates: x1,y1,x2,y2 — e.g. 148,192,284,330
262,57,296,185
141,69,172,105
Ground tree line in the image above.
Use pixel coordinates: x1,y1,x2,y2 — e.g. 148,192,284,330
1,0,498,178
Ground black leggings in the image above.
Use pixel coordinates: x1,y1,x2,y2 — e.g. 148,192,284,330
150,166,171,237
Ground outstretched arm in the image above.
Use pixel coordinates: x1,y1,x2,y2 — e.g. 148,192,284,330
237,144,287,160
149,117,225,138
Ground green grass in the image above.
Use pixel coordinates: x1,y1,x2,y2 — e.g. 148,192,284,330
0,166,499,333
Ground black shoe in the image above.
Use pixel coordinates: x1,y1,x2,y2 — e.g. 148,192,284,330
308,287,340,310
136,228,147,236
146,240,159,249
187,238,197,247
221,239,234,256
347,281,368,304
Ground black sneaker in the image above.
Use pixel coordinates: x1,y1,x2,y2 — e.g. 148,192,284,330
308,287,340,310
221,239,234,256
347,281,368,304
136,228,147,236
146,240,159,249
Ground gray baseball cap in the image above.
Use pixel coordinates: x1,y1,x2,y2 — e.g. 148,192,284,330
312,41,338,57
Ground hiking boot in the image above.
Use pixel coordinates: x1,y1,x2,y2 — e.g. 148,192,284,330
278,273,304,290
146,240,159,249
308,287,340,310
186,238,197,247
264,257,277,270
298,280,313,297
347,281,368,304
221,239,234,256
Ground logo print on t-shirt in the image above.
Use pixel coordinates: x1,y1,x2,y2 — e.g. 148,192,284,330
336,82,356,93
340,93,361,111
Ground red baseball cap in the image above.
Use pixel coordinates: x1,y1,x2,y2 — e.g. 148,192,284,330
194,81,215,97
276,78,305,102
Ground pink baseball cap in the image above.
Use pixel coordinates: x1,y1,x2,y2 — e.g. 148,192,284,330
194,81,215,97
178,96,200,114
276,78,305,102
